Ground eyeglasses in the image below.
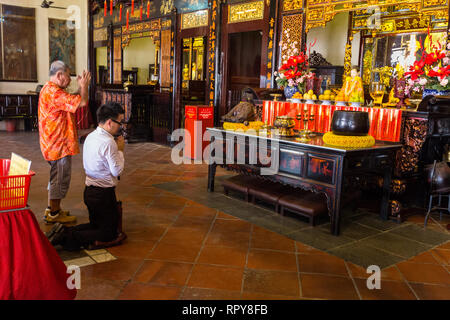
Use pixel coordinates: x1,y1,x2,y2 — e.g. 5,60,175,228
111,119,126,126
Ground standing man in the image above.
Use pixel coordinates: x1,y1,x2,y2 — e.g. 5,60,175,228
39,60,91,224
48,102,126,250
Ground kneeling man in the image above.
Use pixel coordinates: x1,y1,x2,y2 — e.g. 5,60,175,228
48,102,126,250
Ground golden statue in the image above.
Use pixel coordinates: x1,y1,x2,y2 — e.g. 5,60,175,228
182,64,189,81
338,68,364,103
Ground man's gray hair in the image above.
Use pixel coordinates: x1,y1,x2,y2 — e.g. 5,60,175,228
49,60,69,77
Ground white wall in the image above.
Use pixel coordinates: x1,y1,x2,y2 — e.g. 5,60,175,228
0,0,88,94
306,12,360,67
123,37,156,85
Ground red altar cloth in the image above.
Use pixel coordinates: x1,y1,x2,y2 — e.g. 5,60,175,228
0,209,77,300
262,101,403,142
74,105,91,130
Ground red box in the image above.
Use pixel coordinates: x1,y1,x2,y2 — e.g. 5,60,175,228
185,105,214,160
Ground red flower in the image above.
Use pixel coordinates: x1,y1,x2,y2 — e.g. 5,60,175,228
424,50,446,65
428,65,450,80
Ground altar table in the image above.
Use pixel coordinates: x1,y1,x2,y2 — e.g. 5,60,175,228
206,128,402,235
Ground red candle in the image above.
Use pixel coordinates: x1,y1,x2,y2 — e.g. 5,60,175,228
126,9,129,30
140,4,143,20
131,0,134,14
147,1,150,18
104,0,107,17
119,4,122,21
110,0,113,16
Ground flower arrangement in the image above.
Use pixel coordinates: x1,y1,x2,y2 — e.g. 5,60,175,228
404,35,450,94
274,30,315,93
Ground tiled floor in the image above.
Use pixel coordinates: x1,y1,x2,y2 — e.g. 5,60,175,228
1,130,450,300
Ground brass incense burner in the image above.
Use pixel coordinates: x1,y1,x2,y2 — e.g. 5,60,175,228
273,116,296,137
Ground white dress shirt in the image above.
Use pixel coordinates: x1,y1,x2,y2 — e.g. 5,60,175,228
83,127,125,188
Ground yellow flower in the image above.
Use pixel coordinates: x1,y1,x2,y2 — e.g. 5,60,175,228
323,132,375,148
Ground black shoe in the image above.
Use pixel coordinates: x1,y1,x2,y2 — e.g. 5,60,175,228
45,222,63,239
48,224,66,246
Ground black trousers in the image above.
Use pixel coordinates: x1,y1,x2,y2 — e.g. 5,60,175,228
60,186,119,251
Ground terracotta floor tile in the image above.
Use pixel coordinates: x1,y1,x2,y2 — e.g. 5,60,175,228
354,279,416,300
133,260,193,286
181,205,217,218
211,219,252,233
198,246,247,267
298,253,348,276
205,230,250,248
187,265,244,291
141,175,179,186
81,258,143,282
431,249,450,265
346,263,404,281
117,283,182,300
437,241,450,250
251,226,296,252
300,274,359,300
172,216,214,231
409,283,450,300
216,211,240,220
243,269,300,297
124,225,168,242
396,262,450,285
106,240,156,259
247,249,298,272
241,292,302,300
295,241,328,255
147,242,203,263
75,277,126,300
160,227,208,246
407,251,441,264
180,288,242,300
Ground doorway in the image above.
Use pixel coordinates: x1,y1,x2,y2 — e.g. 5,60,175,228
228,30,262,93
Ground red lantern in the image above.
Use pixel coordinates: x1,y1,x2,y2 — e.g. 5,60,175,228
126,9,129,30
104,0,107,17
119,4,123,21
131,0,134,14
140,4,143,20
147,1,150,18
110,0,113,16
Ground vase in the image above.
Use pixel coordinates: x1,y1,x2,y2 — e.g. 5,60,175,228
423,88,450,98
284,86,299,100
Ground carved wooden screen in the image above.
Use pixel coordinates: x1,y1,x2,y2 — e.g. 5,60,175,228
160,29,171,88
113,34,122,84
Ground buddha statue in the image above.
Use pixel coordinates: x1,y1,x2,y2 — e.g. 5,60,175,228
339,68,364,103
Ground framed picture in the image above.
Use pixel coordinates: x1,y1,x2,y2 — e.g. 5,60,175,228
2,5,37,81
49,18,76,75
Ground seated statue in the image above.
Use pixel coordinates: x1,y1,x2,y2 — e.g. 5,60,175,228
339,67,364,102
222,101,256,123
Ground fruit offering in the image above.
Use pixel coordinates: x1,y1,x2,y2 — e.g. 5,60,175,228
292,92,303,99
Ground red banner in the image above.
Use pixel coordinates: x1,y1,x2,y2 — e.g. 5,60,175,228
262,101,402,142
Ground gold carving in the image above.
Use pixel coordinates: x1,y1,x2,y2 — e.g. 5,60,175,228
283,0,303,11
280,14,303,63
181,9,208,30
94,28,108,42
162,19,171,29
160,0,174,15
228,1,264,24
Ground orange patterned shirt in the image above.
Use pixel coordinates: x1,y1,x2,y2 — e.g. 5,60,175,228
38,81,82,161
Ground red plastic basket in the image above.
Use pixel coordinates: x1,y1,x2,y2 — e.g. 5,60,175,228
0,159,35,211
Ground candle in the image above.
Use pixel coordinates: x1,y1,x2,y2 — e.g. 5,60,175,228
140,4,143,20
104,0,107,17
126,9,129,30
147,1,150,18
119,4,122,21
131,0,134,15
